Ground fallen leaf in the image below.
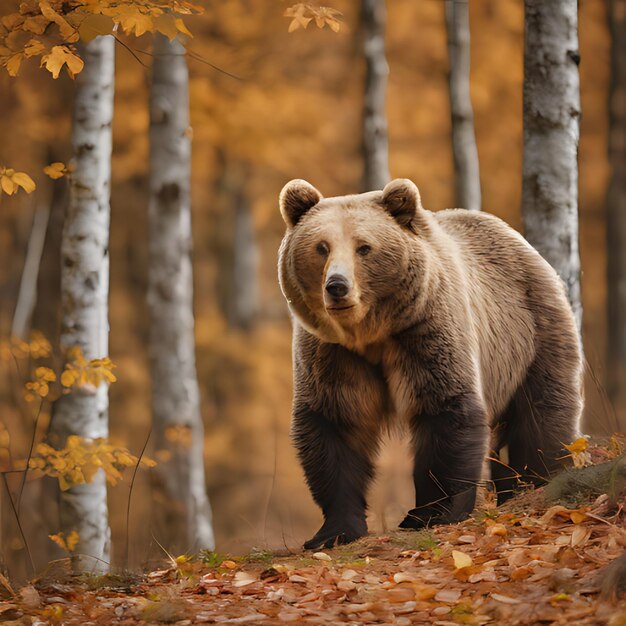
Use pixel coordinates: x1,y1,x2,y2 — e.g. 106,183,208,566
232,572,256,587
452,550,473,570
486,523,507,537
312,552,332,561
491,592,521,604
458,535,476,544
393,572,418,584
435,588,461,603
571,525,591,547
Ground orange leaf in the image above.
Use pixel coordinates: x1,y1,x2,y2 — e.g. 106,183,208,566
6,53,23,76
44,162,67,179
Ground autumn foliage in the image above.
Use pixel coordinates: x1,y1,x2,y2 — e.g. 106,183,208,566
0,0,202,78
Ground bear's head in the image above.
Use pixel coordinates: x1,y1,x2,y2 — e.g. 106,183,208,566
278,178,431,349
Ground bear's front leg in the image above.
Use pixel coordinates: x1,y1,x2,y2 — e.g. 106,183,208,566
292,402,375,549
400,392,488,529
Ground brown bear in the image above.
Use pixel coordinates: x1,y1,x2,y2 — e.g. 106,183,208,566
278,178,583,550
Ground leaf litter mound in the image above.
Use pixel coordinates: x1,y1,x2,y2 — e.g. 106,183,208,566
2,449,626,625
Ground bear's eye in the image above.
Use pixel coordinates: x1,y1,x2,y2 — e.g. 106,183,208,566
316,241,329,256
356,244,372,257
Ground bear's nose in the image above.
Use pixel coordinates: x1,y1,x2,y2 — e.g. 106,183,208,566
325,274,350,299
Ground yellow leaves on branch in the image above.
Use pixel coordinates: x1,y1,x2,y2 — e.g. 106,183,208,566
60,346,117,390
49,529,79,552
284,3,342,33
0,0,203,78
0,332,52,361
24,366,56,402
0,167,36,196
29,435,156,491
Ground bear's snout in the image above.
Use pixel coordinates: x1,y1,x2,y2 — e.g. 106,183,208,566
325,274,350,300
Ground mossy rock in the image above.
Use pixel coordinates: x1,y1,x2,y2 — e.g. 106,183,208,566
544,454,626,507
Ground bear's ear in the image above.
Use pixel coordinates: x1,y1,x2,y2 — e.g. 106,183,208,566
381,178,422,227
279,179,323,228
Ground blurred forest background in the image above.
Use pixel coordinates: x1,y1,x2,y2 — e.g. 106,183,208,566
0,0,618,579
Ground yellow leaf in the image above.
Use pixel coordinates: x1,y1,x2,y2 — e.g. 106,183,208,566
39,0,77,41
60,370,76,387
65,50,83,76
569,510,587,524
452,550,473,569
24,39,46,58
41,45,70,79
23,15,48,35
174,17,192,37
12,172,36,193
153,14,178,40
326,17,341,33
65,530,79,552
1,175,16,195
6,53,23,77
78,14,114,43
486,523,507,537
2,13,24,31
564,437,588,454
44,162,66,179
119,10,153,37
49,532,68,551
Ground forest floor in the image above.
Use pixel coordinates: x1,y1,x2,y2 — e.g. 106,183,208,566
2,451,626,625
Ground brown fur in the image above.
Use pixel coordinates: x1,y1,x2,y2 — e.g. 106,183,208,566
278,178,583,549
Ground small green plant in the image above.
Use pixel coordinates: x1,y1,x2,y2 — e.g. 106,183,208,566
199,550,227,568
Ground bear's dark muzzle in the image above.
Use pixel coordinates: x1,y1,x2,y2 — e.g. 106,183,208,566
325,274,350,299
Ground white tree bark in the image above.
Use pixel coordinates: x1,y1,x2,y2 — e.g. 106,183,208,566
12,204,50,339
231,193,258,329
148,33,215,554
606,0,626,423
445,0,481,212
215,156,258,330
361,0,390,191
49,36,115,574
522,0,582,333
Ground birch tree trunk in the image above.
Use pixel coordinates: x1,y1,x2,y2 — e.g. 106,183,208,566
148,33,215,554
522,0,582,333
231,192,258,329
445,0,481,212
606,0,626,423
361,0,390,191
49,36,115,574
215,156,258,330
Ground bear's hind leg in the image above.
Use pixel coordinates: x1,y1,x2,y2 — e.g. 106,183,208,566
503,350,582,494
293,403,378,550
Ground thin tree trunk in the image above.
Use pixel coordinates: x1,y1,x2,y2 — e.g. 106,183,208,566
522,0,582,333
12,204,50,339
148,33,215,554
232,189,258,330
361,0,390,192
215,156,258,330
445,0,481,212
607,0,626,423
49,35,115,574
